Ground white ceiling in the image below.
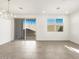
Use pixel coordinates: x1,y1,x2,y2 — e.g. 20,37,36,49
0,0,79,15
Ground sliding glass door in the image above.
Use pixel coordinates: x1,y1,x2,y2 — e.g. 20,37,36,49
14,18,36,40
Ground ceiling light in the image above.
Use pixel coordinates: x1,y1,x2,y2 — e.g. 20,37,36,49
56,7,60,10
19,7,23,10
42,10,46,13
0,12,2,15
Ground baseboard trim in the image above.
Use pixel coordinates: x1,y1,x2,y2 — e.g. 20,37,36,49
69,40,79,46
36,40,69,42
0,40,14,45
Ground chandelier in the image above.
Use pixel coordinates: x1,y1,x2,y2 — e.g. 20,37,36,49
0,0,13,19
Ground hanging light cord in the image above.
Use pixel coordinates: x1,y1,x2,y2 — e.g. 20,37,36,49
8,0,10,14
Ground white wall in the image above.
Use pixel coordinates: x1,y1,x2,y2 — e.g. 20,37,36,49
70,12,79,44
0,16,14,45
15,14,69,41
37,15,69,40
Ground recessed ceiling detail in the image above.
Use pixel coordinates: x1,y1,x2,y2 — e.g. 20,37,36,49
56,7,60,10
19,7,23,10
0,0,79,15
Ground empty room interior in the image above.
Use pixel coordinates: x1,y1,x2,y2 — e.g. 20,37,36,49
0,0,79,59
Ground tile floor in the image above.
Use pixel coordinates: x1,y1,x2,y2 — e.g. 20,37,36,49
0,40,79,59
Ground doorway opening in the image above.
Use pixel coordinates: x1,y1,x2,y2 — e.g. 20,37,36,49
14,18,36,40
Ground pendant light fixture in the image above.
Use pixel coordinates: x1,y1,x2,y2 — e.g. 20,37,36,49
4,0,13,19
7,0,13,19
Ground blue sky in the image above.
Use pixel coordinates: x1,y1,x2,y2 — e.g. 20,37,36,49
47,18,63,24
23,19,36,25
56,18,63,24
47,18,56,24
